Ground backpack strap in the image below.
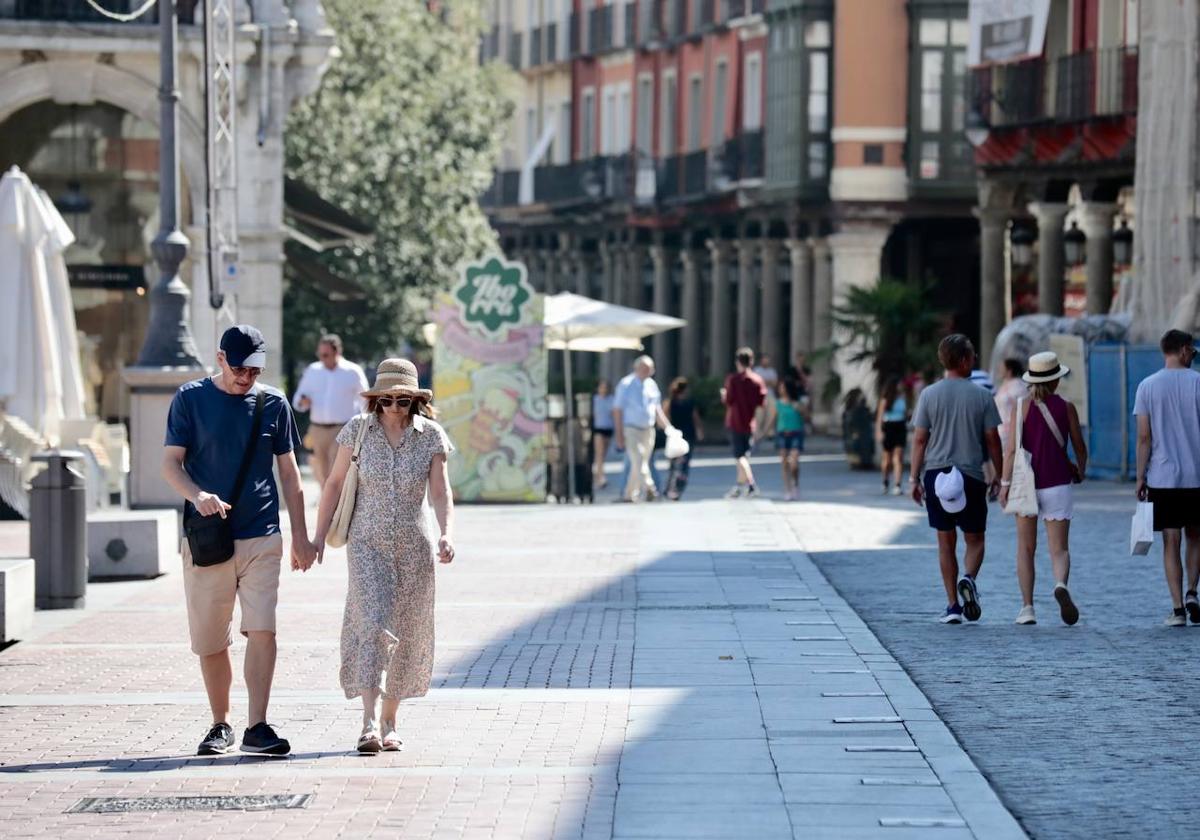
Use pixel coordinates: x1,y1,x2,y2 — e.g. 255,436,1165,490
1033,398,1067,449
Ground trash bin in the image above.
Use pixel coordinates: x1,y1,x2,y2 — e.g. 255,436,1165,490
30,450,87,609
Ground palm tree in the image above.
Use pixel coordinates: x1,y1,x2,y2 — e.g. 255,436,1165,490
831,276,943,391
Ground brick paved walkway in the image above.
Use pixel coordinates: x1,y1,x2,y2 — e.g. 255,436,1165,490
0,451,1022,839
785,455,1200,840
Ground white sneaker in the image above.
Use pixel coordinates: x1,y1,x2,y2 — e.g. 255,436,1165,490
881,484,890,495
890,485,902,496
1015,605,1036,625
1166,610,1187,627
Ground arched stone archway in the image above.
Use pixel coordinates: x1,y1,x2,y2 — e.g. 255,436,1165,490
0,61,208,221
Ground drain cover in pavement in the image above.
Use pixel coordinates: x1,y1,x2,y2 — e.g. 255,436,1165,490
67,794,313,814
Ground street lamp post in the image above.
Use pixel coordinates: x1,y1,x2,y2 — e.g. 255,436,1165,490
135,0,202,368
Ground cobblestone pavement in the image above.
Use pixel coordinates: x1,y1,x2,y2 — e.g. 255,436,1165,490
0,446,1023,839
777,451,1200,839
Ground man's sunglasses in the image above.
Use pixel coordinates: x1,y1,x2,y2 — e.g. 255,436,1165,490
377,396,412,408
231,366,263,378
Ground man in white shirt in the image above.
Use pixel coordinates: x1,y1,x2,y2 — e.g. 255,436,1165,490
1134,329,1200,626
613,355,672,503
292,334,368,489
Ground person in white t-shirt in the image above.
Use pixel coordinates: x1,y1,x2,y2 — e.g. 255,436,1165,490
1134,329,1200,627
292,334,369,490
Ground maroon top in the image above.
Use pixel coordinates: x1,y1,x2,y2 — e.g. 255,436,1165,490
1022,394,1074,489
724,370,767,435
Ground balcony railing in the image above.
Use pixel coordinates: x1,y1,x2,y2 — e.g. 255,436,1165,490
2,0,200,22
969,46,1138,129
482,156,637,210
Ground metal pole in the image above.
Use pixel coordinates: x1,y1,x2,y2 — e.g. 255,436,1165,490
564,345,576,502
136,0,202,368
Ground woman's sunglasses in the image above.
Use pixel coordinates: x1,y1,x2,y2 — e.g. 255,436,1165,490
377,396,413,409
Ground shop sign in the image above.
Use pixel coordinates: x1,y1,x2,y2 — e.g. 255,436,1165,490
967,0,1051,67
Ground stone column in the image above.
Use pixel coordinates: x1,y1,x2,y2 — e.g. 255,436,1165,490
707,238,733,377
759,237,783,369
735,236,758,351
1029,201,1069,316
599,240,618,381
828,225,890,400
572,249,596,378
679,246,702,377
786,238,813,362
650,237,674,384
625,241,647,311
1081,201,1119,315
575,248,593,298
809,238,832,417
976,206,1008,366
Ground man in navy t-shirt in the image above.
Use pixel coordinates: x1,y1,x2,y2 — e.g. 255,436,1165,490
162,324,316,757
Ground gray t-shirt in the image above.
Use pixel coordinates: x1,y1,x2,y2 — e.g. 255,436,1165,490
1133,367,1200,488
912,377,1002,482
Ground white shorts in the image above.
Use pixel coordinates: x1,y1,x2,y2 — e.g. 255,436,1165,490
1035,484,1074,521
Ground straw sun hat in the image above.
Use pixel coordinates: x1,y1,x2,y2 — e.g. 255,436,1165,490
1022,351,1070,385
361,358,433,400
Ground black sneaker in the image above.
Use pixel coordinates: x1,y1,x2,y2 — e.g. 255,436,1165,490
957,575,982,622
241,722,291,756
197,722,235,756
1186,591,1200,624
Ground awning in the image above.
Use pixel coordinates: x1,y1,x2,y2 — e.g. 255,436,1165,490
283,177,375,252
284,239,367,302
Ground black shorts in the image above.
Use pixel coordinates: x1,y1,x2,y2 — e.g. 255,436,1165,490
882,421,907,451
1148,487,1200,531
731,432,753,459
924,468,988,534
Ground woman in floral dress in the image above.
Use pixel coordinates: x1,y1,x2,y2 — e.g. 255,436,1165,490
314,358,455,753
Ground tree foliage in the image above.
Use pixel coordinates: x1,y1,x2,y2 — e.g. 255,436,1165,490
283,0,512,374
831,277,944,391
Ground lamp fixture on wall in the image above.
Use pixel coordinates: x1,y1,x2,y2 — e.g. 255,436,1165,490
1113,219,1133,267
1064,220,1087,266
1009,222,1035,269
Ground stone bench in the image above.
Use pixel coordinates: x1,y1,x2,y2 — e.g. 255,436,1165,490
0,558,34,642
87,509,178,580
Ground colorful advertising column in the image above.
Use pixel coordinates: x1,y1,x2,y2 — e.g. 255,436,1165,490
432,256,547,502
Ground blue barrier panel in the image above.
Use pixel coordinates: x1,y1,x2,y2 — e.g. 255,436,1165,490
1084,344,1164,481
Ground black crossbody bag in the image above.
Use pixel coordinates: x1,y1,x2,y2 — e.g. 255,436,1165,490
183,390,264,567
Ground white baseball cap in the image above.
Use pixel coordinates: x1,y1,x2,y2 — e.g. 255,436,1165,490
934,467,967,514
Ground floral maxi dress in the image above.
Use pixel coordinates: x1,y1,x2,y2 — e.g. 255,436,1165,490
335,413,453,700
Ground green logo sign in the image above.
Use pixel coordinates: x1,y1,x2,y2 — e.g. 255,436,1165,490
455,256,532,334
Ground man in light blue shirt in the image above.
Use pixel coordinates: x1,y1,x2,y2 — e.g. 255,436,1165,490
613,355,672,502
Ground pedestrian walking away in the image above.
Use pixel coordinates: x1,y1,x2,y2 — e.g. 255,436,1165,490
162,324,317,757
591,379,615,490
722,347,768,498
999,352,1087,626
875,375,911,496
292,334,369,491
664,377,703,500
1134,329,1200,627
774,378,808,500
753,353,780,443
909,334,1003,624
994,358,1029,452
612,356,674,503
313,358,456,753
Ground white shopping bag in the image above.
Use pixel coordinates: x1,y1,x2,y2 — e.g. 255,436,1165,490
1130,502,1154,556
664,427,690,460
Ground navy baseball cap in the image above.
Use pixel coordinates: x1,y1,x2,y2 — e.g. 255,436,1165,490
219,325,267,368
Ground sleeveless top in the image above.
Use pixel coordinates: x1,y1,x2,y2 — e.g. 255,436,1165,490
1022,394,1074,489
883,396,907,423
776,400,805,433
668,397,698,444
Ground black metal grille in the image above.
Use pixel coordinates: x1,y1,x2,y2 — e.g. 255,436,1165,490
4,0,200,21
67,795,314,814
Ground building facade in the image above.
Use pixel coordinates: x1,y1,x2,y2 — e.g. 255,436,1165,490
482,0,978,408
0,0,333,418
969,0,1138,362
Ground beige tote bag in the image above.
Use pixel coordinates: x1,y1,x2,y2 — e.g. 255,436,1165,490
327,414,370,548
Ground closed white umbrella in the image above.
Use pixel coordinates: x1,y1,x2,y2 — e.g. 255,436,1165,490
543,292,686,500
0,166,87,445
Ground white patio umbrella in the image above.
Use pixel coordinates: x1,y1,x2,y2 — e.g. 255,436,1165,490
0,166,87,445
543,292,686,501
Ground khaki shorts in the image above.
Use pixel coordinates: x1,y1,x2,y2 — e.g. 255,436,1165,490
182,533,283,656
